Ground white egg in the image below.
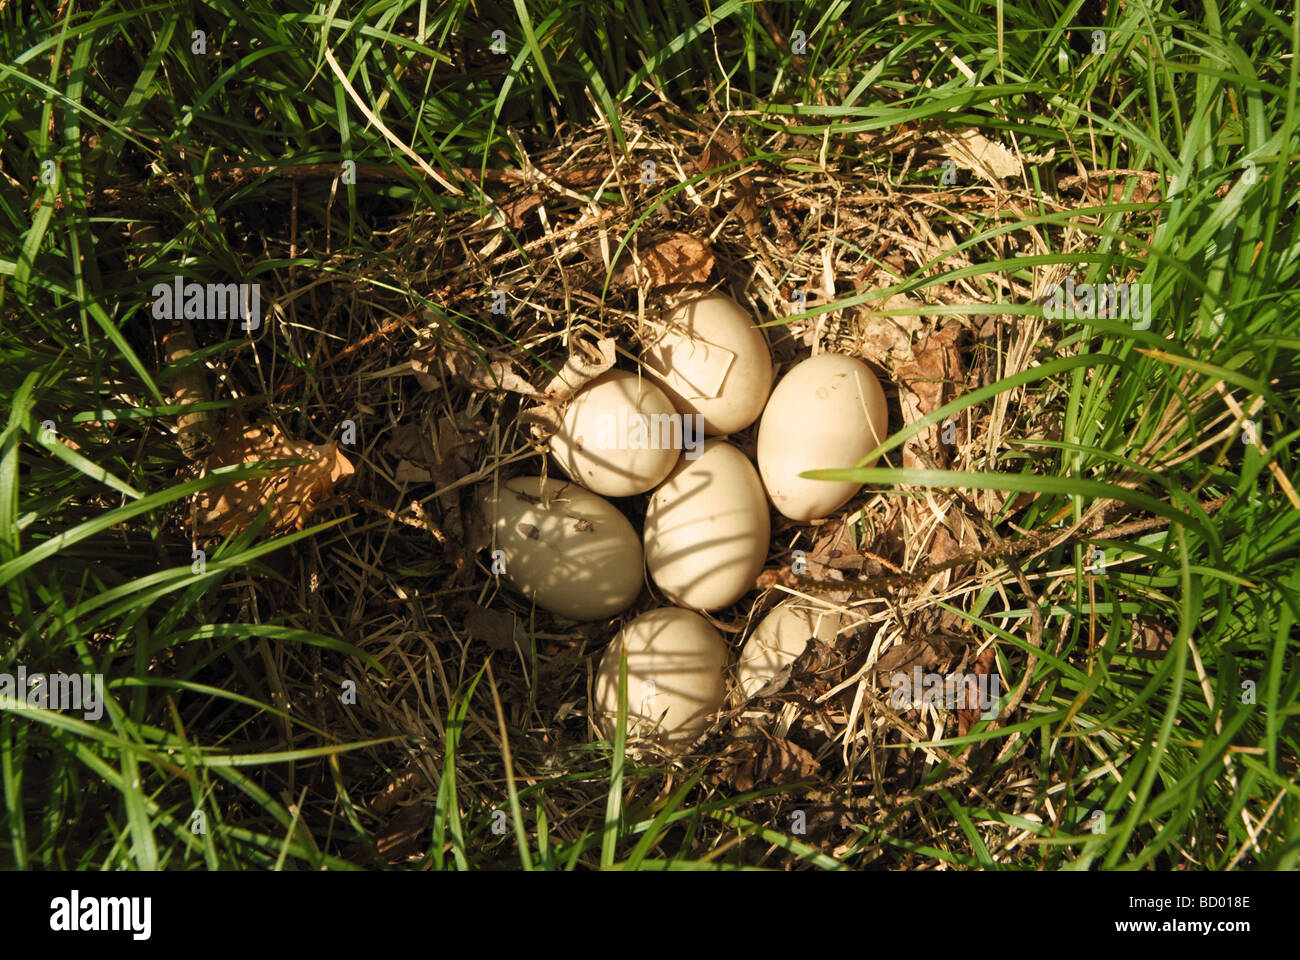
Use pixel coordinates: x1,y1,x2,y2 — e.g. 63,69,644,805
594,607,727,751
480,476,642,620
737,601,839,699
641,293,772,435
549,370,682,497
757,353,889,521
643,439,770,611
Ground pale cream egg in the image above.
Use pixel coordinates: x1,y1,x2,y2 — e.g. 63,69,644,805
593,607,727,751
549,370,682,497
480,476,643,620
643,439,770,611
641,293,772,435
756,353,889,521
736,601,839,699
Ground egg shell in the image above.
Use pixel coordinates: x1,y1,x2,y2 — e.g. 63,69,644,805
737,601,839,699
641,294,773,435
549,370,682,497
643,439,770,611
594,607,727,750
481,476,643,620
756,353,889,521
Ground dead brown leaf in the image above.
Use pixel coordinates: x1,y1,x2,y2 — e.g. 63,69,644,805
957,645,998,737
807,520,867,574
732,732,821,791
611,233,714,288
394,460,435,484
893,322,964,470
373,802,432,863
499,193,544,230
370,767,420,817
787,564,853,604
160,318,214,460
696,129,761,239
464,603,522,652
386,416,475,489
548,164,610,189
386,422,439,466
517,402,565,440
1128,617,1176,659
858,295,925,367
927,523,963,568
873,635,951,681
194,422,354,537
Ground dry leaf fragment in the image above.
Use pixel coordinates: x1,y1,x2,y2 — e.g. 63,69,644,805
386,417,475,488
542,336,616,400
394,460,435,484
387,426,441,485
547,164,610,188
194,422,354,537
807,520,865,574
369,766,420,817
160,318,214,461
373,802,433,863
464,603,522,652
957,645,998,737
857,295,924,367
611,233,714,288
446,351,540,397
696,130,761,238
873,635,949,681
386,421,440,466
927,523,963,568
1127,617,1176,659
938,128,1023,182
517,402,565,440
499,193,544,230
732,732,821,791
893,323,964,470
